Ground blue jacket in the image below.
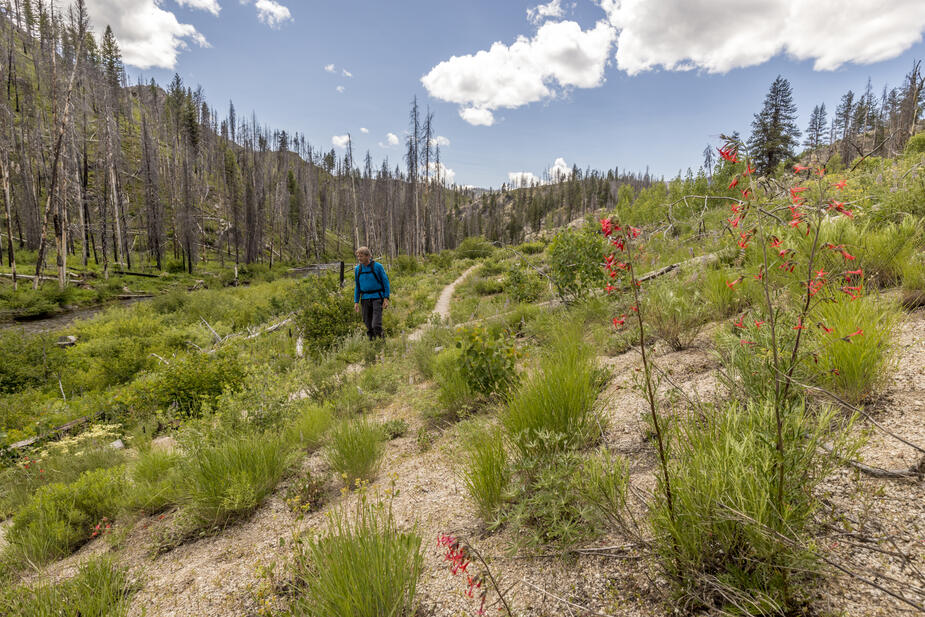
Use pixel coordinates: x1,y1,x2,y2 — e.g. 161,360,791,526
354,261,391,302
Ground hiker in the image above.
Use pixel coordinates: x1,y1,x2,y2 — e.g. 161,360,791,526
353,247,391,340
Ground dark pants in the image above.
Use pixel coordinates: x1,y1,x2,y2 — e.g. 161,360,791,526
361,298,384,340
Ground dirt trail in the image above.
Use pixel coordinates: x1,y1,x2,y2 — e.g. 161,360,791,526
408,265,477,341
15,307,925,616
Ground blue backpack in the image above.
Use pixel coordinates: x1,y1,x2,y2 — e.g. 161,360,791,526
355,261,385,297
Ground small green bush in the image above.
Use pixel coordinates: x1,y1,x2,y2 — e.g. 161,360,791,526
295,277,358,352
644,279,708,351
473,278,503,296
326,419,384,487
459,423,509,520
183,432,290,528
381,419,408,440
548,226,606,302
0,556,136,617
452,325,519,399
456,236,494,259
504,266,544,304
503,331,603,456
516,241,545,255
0,332,65,395
576,449,629,532
903,131,925,156
290,492,423,617
139,351,246,419
7,466,126,566
391,255,421,275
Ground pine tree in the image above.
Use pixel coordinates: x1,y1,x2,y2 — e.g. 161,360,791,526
748,75,801,175
803,103,828,150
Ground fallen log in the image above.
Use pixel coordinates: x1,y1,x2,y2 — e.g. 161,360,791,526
5,412,103,451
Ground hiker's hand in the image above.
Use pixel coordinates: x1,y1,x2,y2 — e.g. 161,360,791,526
354,302,360,313
383,298,390,309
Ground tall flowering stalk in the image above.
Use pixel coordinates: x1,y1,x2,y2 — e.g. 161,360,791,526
602,218,674,518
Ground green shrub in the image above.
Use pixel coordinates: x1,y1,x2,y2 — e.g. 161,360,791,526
380,419,408,440
811,295,899,403
456,236,494,259
452,325,519,399
504,266,544,304
290,491,423,617
295,277,358,352
459,423,509,520
502,332,603,456
473,278,503,296
507,445,601,546
644,279,708,351
904,131,925,156
326,419,384,487
425,250,455,269
391,255,421,275
285,403,334,452
134,351,246,419
6,466,126,566
650,400,853,613
548,226,607,302
183,432,290,528
0,332,65,395
516,241,546,255
0,556,136,617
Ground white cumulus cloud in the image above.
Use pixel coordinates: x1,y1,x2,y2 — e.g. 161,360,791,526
336,85,345,93
332,135,350,149
324,63,336,73
527,0,564,24
548,157,570,182
601,0,925,74
73,0,209,69
254,0,292,28
422,19,615,125
428,162,456,184
508,171,540,187
360,127,369,134
379,132,400,148
342,68,353,77
429,135,450,147
459,107,496,126
176,0,221,15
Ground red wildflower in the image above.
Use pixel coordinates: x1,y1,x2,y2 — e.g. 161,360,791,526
818,322,833,334
613,315,626,327
728,177,739,189
793,320,805,330
844,269,863,280
604,285,615,294
726,276,743,288
755,320,765,328
630,305,638,312
770,236,782,248
600,218,613,237
740,340,756,346
744,163,756,175
833,180,847,189
741,189,751,199
727,216,741,228
718,145,739,163
814,269,828,279
733,316,745,328
793,164,810,172
630,226,642,238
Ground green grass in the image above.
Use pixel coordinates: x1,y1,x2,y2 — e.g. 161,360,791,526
811,295,900,403
183,432,291,528
650,399,855,613
502,329,604,456
644,278,708,351
326,419,384,487
285,403,334,452
289,492,423,617
0,556,136,617
459,422,509,520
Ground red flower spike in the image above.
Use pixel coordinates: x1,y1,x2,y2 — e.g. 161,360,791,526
728,177,739,189
745,163,756,175
733,316,745,328
833,180,847,190
740,340,756,346
754,320,765,328
741,189,751,199
770,236,782,247
726,276,743,288
604,285,615,294
613,315,626,328
728,216,741,228
793,164,810,172
818,322,833,334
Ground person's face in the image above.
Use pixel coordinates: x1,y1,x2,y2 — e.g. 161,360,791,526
356,252,371,265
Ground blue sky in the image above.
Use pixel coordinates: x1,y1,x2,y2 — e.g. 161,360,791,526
96,0,925,188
